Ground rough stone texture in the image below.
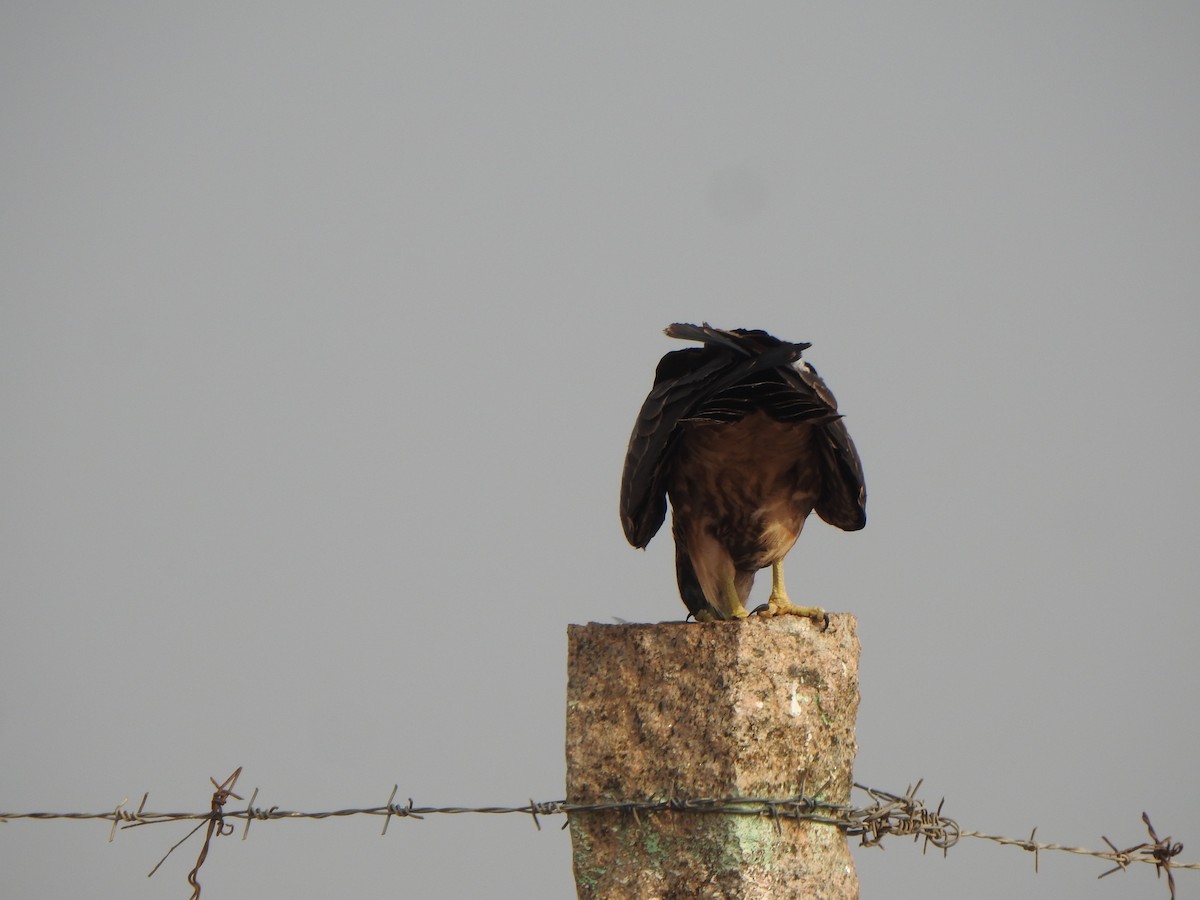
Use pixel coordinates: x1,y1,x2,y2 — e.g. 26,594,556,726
566,615,859,900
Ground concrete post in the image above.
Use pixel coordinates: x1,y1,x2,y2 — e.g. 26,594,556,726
565,615,860,899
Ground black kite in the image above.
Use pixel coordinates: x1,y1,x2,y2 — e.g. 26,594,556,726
620,323,866,624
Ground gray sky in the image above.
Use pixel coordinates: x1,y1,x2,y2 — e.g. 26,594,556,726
3,4,1198,898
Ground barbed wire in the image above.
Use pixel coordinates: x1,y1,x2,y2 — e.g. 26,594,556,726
2,770,1194,899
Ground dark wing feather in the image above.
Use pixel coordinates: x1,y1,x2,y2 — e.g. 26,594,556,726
814,417,867,530
787,361,867,531
619,347,728,548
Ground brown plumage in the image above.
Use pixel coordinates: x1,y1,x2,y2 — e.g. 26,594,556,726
620,323,866,622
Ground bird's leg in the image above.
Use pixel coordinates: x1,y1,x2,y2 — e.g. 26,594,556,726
760,560,827,626
696,572,750,621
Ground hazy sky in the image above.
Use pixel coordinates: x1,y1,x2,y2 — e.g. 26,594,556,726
3,4,1198,898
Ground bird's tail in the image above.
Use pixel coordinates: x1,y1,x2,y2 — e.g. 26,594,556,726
664,322,811,359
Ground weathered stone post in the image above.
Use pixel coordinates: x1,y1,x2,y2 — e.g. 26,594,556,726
565,615,860,900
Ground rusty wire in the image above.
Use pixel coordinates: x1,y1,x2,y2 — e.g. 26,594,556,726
138,768,243,900
2,771,1195,899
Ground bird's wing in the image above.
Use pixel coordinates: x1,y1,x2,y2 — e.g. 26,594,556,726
813,416,867,531
619,347,725,548
786,361,867,532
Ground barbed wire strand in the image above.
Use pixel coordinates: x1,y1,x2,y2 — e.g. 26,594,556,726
2,769,1194,899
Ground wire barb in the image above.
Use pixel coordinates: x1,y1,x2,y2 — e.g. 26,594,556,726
1098,813,1183,900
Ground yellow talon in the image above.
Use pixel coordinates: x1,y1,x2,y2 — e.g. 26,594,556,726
759,561,828,627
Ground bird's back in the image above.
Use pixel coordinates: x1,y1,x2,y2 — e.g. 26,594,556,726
620,324,865,549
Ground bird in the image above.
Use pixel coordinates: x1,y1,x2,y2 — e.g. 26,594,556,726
620,323,866,624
